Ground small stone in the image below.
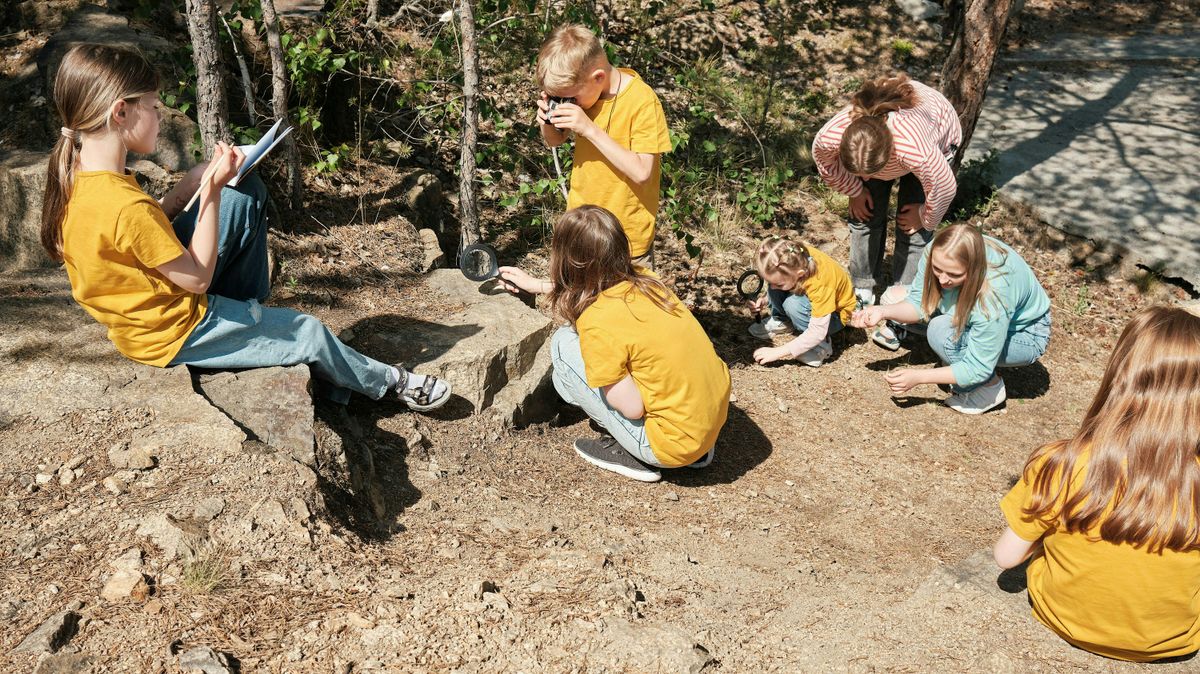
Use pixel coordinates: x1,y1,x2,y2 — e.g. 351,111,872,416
35,473,53,485
407,431,429,451
108,442,156,470
65,455,88,471
663,491,680,502
193,497,226,522
144,598,163,615
101,570,150,603
777,402,788,413
32,652,96,674
471,580,498,600
728,392,738,403
58,470,75,487
102,476,128,495
177,645,234,674
111,548,144,573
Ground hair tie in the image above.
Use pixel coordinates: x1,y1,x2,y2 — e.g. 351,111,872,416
60,127,78,141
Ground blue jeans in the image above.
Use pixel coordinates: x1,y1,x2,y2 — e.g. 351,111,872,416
767,290,845,337
549,327,666,468
926,312,1052,392
849,173,933,291
167,175,391,404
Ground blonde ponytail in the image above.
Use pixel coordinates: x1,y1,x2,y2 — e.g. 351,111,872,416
40,44,159,262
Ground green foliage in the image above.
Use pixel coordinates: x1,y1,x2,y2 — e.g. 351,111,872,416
950,149,1001,221
892,38,915,58
314,143,353,173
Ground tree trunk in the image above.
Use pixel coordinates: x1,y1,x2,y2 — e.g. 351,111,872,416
366,0,379,26
940,0,1015,172
260,0,304,209
184,0,231,153
457,0,481,248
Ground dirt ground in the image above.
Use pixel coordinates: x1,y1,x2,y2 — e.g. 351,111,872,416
3,0,1199,671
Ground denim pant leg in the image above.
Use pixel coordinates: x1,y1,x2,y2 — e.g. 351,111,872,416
549,327,664,468
170,295,392,403
172,173,271,303
847,178,895,290
772,292,846,338
894,173,932,286
927,312,1052,392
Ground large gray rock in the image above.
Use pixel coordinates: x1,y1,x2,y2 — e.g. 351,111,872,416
196,365,316,466
0,151,49,272
12,600,82,655
379,270,556,419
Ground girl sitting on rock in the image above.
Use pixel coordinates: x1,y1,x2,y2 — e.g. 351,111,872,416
498,206,730,483
747,236,857,368
851,224,1051,415
41,44,449,410
995,305,1200,662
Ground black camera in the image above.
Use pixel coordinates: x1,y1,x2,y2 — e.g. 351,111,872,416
544,96,576,125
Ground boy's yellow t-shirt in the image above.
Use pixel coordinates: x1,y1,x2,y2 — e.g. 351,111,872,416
60,171,206,367
567,68,671,258
801,246,856,324
1002,453,1200,662
576,279,730,467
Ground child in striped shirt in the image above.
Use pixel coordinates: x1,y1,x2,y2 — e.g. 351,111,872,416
812,74,961,347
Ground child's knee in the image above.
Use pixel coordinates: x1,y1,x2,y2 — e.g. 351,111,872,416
550,326,579,359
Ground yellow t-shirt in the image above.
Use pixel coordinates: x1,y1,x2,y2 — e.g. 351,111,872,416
61,171,207,367
1001,453,1200,661
566,69,671,258
800,246,856,325
576,279,730,467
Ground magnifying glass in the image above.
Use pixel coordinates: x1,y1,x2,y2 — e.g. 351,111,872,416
736,269,766,320
459,243,499,282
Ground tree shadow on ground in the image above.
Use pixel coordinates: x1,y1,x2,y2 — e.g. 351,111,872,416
662,404,771,487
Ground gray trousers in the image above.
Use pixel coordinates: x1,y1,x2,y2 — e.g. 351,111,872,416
848,174,932,292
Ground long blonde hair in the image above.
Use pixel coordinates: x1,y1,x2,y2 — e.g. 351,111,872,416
839,73,917,176
546,206,676,326
41,44,159,262
921,224,1003,336
1022,305,1200,553
754,236,817,292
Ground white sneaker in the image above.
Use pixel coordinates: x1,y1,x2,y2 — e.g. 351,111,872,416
749,316,793,341
854,287,875,308
945,377,1007,415
798,338,833,367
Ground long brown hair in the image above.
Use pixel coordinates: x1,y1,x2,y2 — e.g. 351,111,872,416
1022,305,1200,553
839,73,917,176
41,44,159,262
754,236,817,292
921,224,1003,336
546,206,676,326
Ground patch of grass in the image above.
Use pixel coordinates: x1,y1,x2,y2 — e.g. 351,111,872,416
1071,284,1092,316
181,549,233,595
892,38,916,58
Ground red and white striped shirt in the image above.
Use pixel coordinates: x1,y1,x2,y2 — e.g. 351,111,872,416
811,80,962,230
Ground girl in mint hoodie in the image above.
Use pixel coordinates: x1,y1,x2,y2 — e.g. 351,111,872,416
851,224,1051,414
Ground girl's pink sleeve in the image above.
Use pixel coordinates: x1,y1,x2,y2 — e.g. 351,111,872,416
785,314,831,357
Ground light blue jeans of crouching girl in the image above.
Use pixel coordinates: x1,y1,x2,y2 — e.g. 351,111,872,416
924,311,1052,393
166,174,391,404
767,289,846,337
549,327,667,468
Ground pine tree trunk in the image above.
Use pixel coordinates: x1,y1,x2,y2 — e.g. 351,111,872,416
457,0,481,248
940,0,1015,172
260,0,304,209
184,0,231,152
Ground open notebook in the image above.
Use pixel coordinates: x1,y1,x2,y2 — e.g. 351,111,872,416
181,119,294,212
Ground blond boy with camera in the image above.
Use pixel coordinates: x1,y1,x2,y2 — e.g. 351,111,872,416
536,24,671,268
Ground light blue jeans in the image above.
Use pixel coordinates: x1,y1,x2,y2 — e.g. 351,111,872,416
550,327,666,468
926,311,1052,392
167,175,391,404
767,290,845,337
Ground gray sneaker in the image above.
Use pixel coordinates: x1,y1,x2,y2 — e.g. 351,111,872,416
573,437,661,482
945,377,1007,415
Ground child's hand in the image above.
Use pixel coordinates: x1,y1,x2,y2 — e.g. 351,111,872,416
849,189,874,221
897,203,925,233
497,266,547,295
753,345,789,365
546,103,597,139
851,306,886,328
747,297,767,313
207,142,246,190
884,368,923,394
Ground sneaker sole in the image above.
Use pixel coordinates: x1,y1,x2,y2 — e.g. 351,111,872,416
404,382,453,412
946,390,1007,415
573,442,661,482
